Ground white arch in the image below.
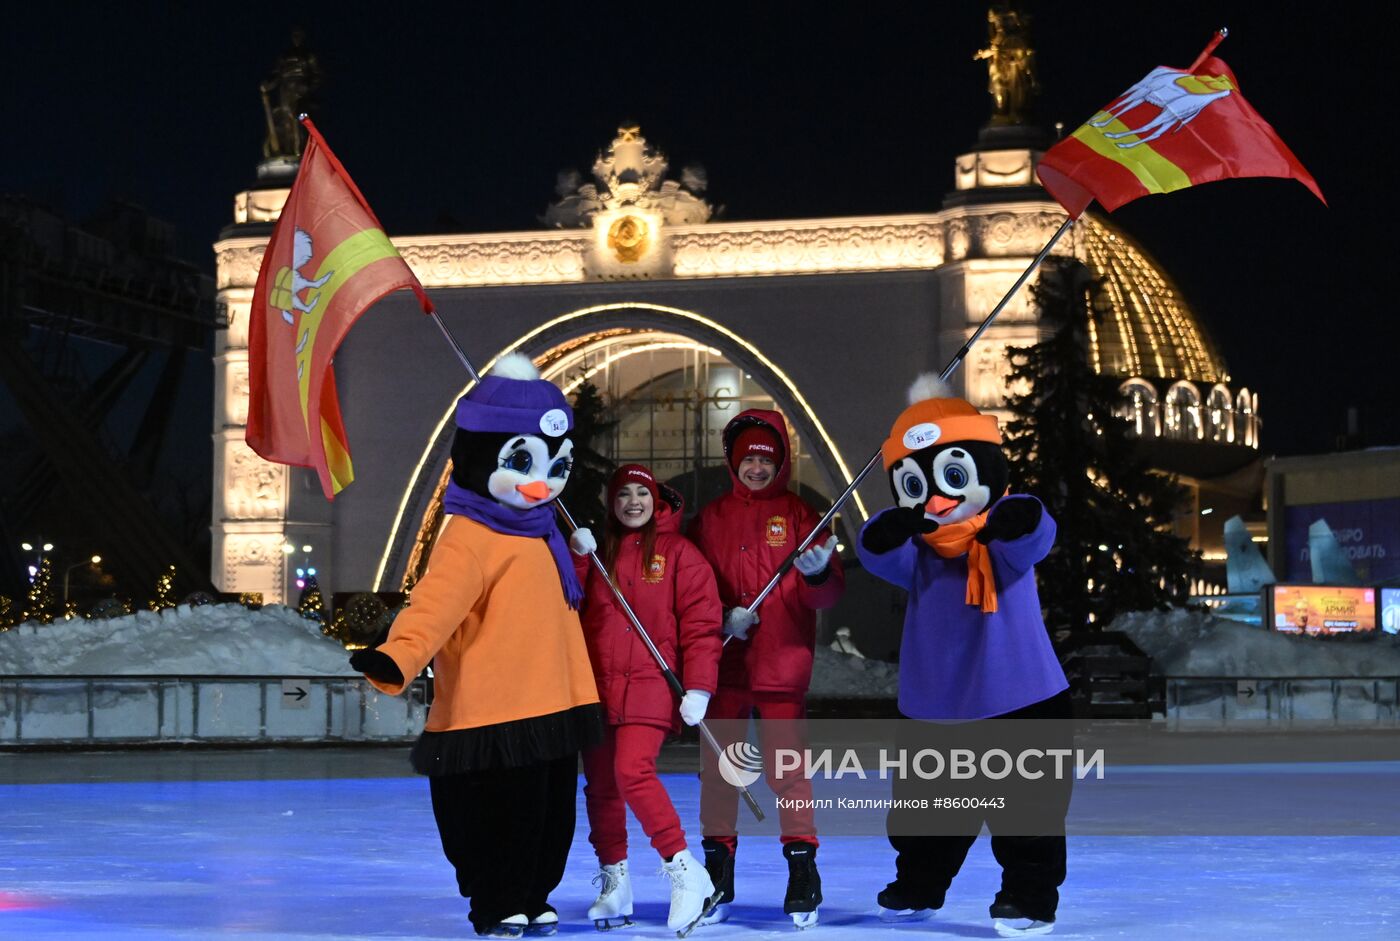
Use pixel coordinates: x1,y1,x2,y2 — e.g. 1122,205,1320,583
1235,386,1254,447
1206,383,1234,443
373,302,866,589
1117,377,1160,437
1163,380,1203,441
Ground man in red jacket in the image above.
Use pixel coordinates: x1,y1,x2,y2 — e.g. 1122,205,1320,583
688,409,845,928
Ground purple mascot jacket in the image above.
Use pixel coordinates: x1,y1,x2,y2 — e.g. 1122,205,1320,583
857,495,1068,721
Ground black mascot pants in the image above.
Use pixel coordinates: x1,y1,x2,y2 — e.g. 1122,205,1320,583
886,689,1074,923
429,752,578,932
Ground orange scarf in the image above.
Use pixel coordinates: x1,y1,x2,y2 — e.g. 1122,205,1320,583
922,515,998,613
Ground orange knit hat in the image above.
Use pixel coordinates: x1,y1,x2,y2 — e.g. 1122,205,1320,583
881,375,1002,469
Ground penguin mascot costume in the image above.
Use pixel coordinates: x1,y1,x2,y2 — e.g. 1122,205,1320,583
856,375,1072,938
352,353,603,939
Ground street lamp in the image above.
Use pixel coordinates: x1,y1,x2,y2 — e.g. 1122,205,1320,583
295,544,315,591
21,541,55,581
63,556,102,605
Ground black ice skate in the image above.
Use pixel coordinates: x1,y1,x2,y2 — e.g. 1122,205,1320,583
697,839,734,926
990,900,1055,937
782,841,822,929
876,880,940,922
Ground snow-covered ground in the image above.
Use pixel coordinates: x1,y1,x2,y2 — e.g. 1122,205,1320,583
810,643,899,698
0,603,898,697
1112,607,1400,677
0,604,357,677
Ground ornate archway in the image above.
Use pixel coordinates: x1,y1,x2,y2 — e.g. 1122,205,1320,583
373,302,864,590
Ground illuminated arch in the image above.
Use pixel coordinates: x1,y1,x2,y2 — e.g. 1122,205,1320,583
1116,377,1160,438
1206,383,1234,443
1235,387,1256,448
373,302,866,589
1163,380,1203,441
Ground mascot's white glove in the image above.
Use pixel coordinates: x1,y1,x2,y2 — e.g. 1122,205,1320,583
679,690,711,726
723,606,759,641
569,527,597,557
793,535,839,577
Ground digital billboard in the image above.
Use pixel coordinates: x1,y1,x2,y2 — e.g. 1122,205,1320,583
1382,588,1400,635
1270,585,1376,634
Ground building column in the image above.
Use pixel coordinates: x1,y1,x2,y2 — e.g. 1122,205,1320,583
211,183,304,604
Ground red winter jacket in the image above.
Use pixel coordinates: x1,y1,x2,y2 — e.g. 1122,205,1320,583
576,485,723,731
687,409,845,696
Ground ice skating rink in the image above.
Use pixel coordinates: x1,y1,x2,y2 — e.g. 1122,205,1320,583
1,748,1397,940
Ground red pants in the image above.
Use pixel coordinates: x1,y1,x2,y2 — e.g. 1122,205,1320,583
699,687,818,850
582,723,687,864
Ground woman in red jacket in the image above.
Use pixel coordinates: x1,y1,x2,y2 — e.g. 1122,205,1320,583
568,464,723,934
687,409,845,929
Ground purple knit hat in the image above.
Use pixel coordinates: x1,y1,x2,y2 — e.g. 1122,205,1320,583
454,353,573,438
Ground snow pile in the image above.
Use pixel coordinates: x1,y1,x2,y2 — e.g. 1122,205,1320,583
1111,607,1400,678
809,643,899,698
0,604,357,676
0,600,901,693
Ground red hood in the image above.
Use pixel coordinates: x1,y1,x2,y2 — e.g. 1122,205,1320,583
654,482,685,534
722,409,793,501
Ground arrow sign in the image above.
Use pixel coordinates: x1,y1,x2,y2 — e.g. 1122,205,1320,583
281,680,310,709
1236,680,1258,705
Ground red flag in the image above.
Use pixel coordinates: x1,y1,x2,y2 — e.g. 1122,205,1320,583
1037,32,1324,218
246,118,431,499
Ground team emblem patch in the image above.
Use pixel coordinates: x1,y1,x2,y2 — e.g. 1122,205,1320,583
903,422,941,450
766,515,789,547
539,408,570,437
644,554,666,584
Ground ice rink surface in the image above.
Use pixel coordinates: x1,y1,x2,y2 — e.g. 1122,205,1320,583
1,748,1397,940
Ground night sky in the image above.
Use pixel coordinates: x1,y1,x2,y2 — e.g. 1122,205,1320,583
1,1,1390,461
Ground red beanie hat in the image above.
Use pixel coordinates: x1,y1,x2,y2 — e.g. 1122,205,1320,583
731,426,783,470
608,463,660,506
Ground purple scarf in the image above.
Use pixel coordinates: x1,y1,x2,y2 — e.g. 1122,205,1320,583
442,481,584,610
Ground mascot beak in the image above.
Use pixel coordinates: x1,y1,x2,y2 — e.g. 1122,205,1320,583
515,481,552,503
929,494,962,517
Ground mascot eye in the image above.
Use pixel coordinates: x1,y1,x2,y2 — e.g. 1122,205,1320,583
548,457,573,479
943,465,968,489
901,473,925,499
502,450,533,474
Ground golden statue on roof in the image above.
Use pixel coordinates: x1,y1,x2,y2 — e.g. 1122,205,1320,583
974,4,1038,126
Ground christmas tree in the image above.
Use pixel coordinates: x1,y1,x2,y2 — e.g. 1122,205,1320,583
1003,259,1197,635
298,574,326,623
149,565,179,611
561,376,618,532
26,557,56,625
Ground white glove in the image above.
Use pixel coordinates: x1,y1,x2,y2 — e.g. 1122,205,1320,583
793,535,838,577
679,689,711,726
569,527,597,557
723,606,759,641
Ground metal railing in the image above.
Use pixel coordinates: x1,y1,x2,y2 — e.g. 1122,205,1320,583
1164,676,1400,730
0,675,428,746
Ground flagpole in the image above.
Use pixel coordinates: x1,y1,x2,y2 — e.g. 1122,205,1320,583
553,501,766,823
425,315,763,821
429,311,480,383
1187,28,1228,72
726,215,1076,639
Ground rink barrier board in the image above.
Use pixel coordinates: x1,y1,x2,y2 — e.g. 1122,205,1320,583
2,674,1396,744
1164,676,1400,729
0,675,429,746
